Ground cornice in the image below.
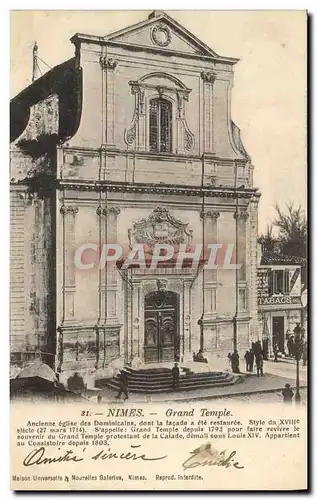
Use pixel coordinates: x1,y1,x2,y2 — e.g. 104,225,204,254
58,179,260,199
60,146,250,165
71,34,239,66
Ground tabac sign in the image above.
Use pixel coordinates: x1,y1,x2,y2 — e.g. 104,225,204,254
258,295,302,306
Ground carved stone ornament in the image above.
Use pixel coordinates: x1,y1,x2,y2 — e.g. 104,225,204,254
96,206,121,217
125,123,136,146
176,90,195,151
184,128,195,151
128,207,193,248
200,210,220,221
99,57,118,71
234,210,249,221
60,205,79,216
124,78,195,151
150,24,172,47
124,82,140,146
201,71,216,84
157,279,168,291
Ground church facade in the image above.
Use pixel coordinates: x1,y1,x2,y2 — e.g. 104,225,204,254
10,11,260,376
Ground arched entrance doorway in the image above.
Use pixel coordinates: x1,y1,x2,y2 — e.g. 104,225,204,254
144,290,180,363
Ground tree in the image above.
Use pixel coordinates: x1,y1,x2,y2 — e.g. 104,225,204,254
273,202,307,259
258,203,307,290
258,224,277,252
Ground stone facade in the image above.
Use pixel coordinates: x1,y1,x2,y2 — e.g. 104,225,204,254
10,11,260,375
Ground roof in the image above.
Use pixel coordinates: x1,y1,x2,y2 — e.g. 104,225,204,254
10,57,82,144
260,251,307,266
71,10,239,65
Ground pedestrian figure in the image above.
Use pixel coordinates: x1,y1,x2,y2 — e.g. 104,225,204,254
282,383,294,403
273,344,279,363
248,349,254,372
255,353,264,377
227,353,232,370
115,370,129,400
287,336,294,357
253,340,262,357
244,350,250,372
262,338,269,361
172,363,180,389
230,349,240,374
195,349,208,363
67,372,85,395
293,323,302,338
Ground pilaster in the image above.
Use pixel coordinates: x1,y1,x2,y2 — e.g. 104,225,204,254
60,205,79,323
200,210,220,316
100,56,118,147
201,71,216,154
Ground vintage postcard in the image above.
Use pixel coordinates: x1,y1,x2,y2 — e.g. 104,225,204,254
10,10,307,490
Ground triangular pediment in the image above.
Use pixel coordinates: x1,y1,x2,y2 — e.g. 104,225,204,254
104,11,219,58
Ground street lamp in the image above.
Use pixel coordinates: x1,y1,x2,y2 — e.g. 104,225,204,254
294,333,303,404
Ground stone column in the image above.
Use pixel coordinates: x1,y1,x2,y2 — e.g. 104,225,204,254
100,56,118,147
124,274,133,365
105,207,121,323
60,205,79,323
201,71,216,153
199,209,220,353
249,197,260,340
96,205,107,324
103,206,121,364
132,281,141,360
182,278,192,361
200,210,220,316
234,210,249,283
233,210,249,350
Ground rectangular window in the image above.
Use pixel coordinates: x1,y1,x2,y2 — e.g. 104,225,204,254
268,269,290,295
284,270,290,294
149,99,159,152
149,98,172,153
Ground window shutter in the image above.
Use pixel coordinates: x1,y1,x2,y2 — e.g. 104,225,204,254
149,99,159,152
160,99,172,152
149,98,172,153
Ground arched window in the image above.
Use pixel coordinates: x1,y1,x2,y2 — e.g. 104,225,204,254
149,98,172,153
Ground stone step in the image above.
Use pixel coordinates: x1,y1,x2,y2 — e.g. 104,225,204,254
95,366,241,393
116,372,228,384
108,375,232,387
105,377,241,394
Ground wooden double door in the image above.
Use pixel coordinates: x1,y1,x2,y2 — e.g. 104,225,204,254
144,291,180,363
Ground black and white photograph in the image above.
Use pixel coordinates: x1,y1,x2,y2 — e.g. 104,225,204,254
9,9,307,491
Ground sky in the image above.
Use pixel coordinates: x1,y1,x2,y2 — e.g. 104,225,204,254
10,10,307,233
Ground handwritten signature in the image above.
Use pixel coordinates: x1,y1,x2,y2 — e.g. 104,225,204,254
22,446,167,467
182,443,244,470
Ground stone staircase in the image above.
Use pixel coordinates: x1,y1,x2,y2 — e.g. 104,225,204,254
95,365,243,394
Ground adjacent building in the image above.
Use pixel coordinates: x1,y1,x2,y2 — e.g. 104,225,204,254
257,244,307,354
